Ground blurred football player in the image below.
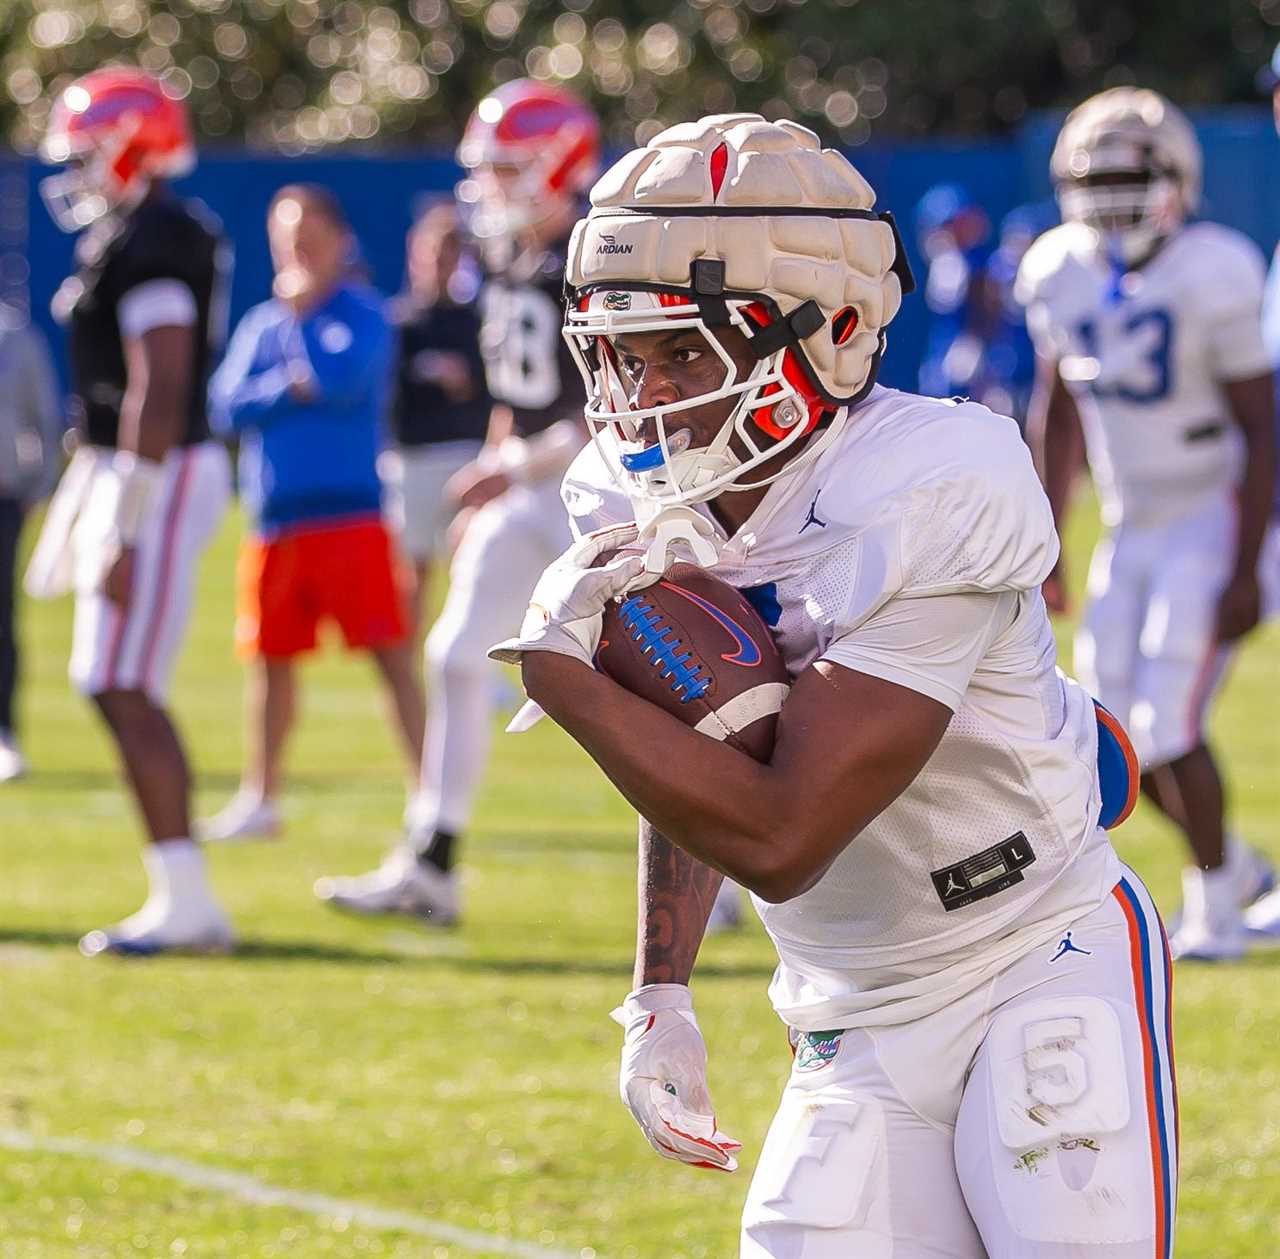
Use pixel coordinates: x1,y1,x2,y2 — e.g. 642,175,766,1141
32,68,234,955
918,189,1050,431
978,202,1057,428
380,201,489,634
316,81,598,924
1235,51,1280,941
0,304,62,782
492,115,1177,1257
915,183,995,401
1018,89,1277,960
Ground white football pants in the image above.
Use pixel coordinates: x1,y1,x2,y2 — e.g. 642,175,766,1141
417,476,572,836
379,440,482,564
742,870,1177,1259
69,442,231,704
1074,490,1240,769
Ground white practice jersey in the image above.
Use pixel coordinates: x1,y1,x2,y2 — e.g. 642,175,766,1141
1017,220,1270,528
563,386,1122,1029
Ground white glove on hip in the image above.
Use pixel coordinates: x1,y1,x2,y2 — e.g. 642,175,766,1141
489,522,649,668
611,984,741,1173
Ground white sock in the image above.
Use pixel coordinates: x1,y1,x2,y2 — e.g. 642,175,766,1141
232,787,273,810
1183,863,1240,932
403,790,434,837
143,839,217,917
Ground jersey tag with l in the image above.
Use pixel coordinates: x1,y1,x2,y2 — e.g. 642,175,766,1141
930,832,1037,912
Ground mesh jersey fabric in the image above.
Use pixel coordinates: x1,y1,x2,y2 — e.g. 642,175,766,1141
563,386,1120,1027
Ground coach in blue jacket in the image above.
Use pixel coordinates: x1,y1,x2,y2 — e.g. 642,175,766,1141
201,185,424,842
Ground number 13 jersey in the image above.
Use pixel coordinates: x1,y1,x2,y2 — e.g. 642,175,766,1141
1016,220,1270,528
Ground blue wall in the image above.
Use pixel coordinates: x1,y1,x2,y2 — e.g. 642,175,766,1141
8,104,1280,396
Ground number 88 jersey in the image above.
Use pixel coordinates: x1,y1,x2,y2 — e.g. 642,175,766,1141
1016,219,1270,528
479,240,586,437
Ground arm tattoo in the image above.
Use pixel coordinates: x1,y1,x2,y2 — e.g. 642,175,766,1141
634,817,725,988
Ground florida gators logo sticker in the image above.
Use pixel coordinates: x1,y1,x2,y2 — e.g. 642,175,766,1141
658,582,762,666
794,1030,843,1072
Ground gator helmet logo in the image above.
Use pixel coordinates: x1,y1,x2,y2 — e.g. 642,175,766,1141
794,1030,843,1072
602,290,632,311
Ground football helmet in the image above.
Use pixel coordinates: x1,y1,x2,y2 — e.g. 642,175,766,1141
562,114,913,507
456,79,600,244
40,67,194,232
1051,88,1201,266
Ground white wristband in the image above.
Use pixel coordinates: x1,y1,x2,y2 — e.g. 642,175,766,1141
109,451,165,545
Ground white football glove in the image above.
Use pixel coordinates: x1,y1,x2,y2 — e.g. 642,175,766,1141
489,522,650,668
611,984,741,1173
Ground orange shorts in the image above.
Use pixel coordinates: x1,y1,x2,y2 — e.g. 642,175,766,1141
236,517,409,659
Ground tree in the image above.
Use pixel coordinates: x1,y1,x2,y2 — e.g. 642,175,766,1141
1,0,1276,151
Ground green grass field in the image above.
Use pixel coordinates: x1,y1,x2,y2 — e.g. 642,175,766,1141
1,500,1278,1258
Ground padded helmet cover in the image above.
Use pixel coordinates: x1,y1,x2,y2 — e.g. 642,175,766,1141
565,114,909,407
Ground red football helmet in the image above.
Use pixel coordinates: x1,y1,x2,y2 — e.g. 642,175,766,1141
40,67,195,232
456,79,600,242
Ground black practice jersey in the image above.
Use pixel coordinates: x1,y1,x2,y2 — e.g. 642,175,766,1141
391,295,491,448
53,194,230,449
478,240,584,437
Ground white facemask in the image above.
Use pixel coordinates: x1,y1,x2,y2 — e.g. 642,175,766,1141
564,289,841,508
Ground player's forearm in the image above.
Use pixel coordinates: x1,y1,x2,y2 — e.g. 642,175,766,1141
1041,425,1084,539
523,654,816,901
1039,409,1080,534
1027,361,1083,533
117,387,181,462
634,818,724,988
1225,374,1277,580
1232,433,1274,580
120,326,194,460
482,404,515,449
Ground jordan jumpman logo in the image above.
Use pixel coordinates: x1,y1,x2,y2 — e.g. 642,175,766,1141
800,491,827,533
1049,931,1093,963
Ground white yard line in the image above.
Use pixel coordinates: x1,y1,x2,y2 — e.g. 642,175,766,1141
0,1128,593,1259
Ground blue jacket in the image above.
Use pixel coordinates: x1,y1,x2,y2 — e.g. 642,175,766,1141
210,283,392,534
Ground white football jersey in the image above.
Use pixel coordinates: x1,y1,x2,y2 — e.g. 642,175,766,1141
563,386,1122,1029
1017,220,1270,528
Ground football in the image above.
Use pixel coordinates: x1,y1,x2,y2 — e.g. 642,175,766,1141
596,563,790,761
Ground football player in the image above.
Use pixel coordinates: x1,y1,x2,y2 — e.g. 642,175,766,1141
915,182,995,401
379,201,489,635
1237,51,1280,941
492,115,1177,1258
1018,89,1277,960
33,69,234,954
316,81,598,922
